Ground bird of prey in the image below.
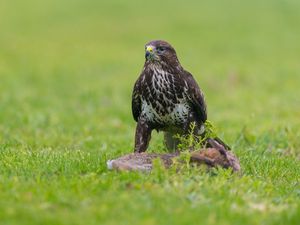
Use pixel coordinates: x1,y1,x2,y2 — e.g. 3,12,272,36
132,40,229,153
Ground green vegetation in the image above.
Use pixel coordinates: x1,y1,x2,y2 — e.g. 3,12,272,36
0,0,299,224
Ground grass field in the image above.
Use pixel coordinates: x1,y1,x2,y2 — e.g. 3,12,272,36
0,0,299,224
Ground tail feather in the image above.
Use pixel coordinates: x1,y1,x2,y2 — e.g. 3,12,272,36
206,136,231,150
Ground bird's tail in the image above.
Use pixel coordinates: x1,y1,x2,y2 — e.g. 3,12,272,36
199,121,231,151
205,136,231,150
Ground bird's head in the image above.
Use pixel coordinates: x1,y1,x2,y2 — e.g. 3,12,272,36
144,40,180,67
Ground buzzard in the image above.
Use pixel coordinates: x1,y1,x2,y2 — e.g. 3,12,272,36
132,40,229,152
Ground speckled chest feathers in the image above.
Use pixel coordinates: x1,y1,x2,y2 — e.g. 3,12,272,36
139,64,191,128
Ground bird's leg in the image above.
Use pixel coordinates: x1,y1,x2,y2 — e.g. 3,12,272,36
164,132,180,152
134,119,152,153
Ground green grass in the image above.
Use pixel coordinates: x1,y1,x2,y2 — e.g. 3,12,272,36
0,0,299,224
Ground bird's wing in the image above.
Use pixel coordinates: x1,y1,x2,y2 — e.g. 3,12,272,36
132,78,142,122
182,70,207,122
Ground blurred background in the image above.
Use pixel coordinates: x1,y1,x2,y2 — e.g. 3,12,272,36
0,1,300,224
0,0,299,150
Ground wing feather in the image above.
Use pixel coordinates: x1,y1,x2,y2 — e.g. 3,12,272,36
131,78,142,122
181,70,207,122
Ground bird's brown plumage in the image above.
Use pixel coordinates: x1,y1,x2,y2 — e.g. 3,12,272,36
132,40,227,152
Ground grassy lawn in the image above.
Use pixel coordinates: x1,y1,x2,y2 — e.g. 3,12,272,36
0,0,299,224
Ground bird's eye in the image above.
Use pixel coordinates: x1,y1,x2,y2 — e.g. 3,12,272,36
156,47,165,52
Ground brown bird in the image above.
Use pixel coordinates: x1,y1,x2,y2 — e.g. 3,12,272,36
132,40,229,153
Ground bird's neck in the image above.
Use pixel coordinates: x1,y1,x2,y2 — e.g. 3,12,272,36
144,61,182,74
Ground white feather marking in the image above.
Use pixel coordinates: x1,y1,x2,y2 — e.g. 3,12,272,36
142,98,189,124
197,124,205,135
141,64,191,124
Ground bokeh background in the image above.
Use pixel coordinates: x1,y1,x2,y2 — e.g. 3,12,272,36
0,0,299,224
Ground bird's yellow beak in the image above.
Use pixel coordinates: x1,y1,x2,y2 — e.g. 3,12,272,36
146,46,153,52
145,45,154,60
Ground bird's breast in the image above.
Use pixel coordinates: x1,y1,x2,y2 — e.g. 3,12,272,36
141,99,190,126
140,69,190,126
